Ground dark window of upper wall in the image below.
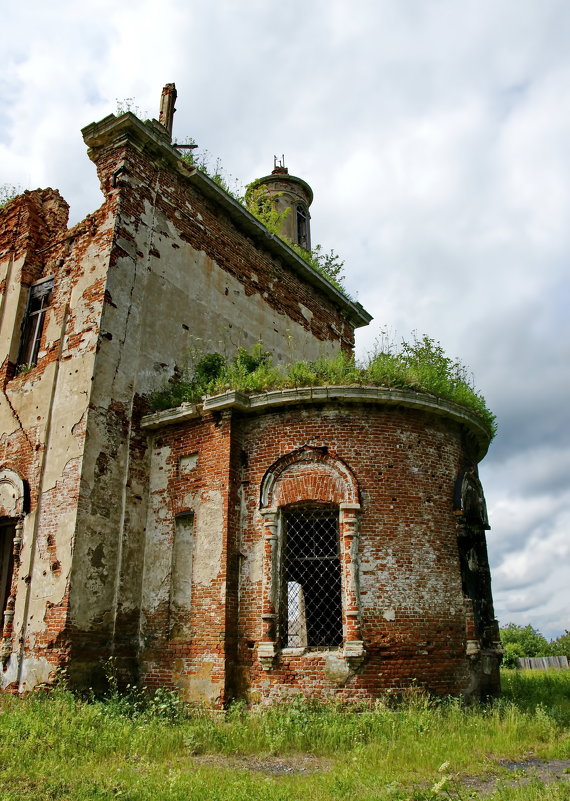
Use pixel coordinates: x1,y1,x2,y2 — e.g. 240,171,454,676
17,278,54,369
281,506,342,647
296,205,310,250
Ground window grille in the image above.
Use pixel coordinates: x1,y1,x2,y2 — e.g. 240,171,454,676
281,507,342,647
17,279,53,368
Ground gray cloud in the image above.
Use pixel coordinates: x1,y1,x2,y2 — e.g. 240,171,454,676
2,0,568,638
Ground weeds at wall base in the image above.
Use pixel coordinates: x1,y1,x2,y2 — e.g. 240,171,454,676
1,672,568,793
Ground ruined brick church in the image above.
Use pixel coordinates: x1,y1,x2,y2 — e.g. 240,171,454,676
0,85,501,704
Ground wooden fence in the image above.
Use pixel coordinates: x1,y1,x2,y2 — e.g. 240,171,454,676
516,656,569,670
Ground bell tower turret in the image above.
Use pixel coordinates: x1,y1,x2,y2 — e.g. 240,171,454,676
246,157,313,250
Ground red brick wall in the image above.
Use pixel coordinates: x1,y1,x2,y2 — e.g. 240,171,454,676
143,400,497,704
237,405,471,700
140,412,236,705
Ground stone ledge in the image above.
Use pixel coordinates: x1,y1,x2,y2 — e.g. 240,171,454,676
141,385,491,458
141,401,199,430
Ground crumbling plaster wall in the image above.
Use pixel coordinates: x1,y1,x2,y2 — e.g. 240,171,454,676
0,190,117,689
66,113,361,685
0,111,367,690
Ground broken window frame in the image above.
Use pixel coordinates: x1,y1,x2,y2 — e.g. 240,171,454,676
17,277,54,369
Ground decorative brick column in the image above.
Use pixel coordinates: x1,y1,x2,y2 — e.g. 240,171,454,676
339,502,365,665
258,508,279,670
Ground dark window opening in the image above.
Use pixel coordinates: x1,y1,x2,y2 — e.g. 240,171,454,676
281,507,342,647
458,528,495,642
296,204,309,250
0,525,15,616
17,279,53,368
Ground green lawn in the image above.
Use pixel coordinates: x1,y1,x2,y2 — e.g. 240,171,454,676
1,671,569,800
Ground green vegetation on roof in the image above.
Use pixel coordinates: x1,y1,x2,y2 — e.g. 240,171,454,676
0,184,23,210
179,147,348,295
151,335,497,438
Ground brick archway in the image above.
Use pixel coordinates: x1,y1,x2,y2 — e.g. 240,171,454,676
259,445,359,510
258,446,363,670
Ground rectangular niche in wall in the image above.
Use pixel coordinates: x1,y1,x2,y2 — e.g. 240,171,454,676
179,453,198,475
169,512,194,639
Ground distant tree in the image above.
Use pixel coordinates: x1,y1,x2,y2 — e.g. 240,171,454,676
499,623,550,667
501,642,525,669
548,630,570,660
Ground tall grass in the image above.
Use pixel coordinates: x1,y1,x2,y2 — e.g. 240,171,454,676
501,667,570,725
1,671,568,800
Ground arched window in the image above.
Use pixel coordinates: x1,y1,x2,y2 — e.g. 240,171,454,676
0,469,26,662
0,524,15,622
258,447,364,669
296,204,309,250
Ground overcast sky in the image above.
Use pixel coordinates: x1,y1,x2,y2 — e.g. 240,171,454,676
2,0,568,638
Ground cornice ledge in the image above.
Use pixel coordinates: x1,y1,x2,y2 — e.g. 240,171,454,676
141,385,491,458
141,402,199,430
82,112,182,167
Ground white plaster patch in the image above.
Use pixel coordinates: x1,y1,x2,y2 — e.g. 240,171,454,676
148,445,172,494
179,453,198,474
141,444,175,612
383,608,396,621
241,539,264,585
0,653,19,689
0,484,18,517
193,490,224,586
18,655,55,690
182,492,196,510
323,651,350,685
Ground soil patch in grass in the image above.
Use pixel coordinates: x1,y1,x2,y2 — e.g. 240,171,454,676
192,752,331,776
462,758,570,796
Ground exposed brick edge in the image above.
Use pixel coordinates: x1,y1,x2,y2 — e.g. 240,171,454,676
82,112,371,329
